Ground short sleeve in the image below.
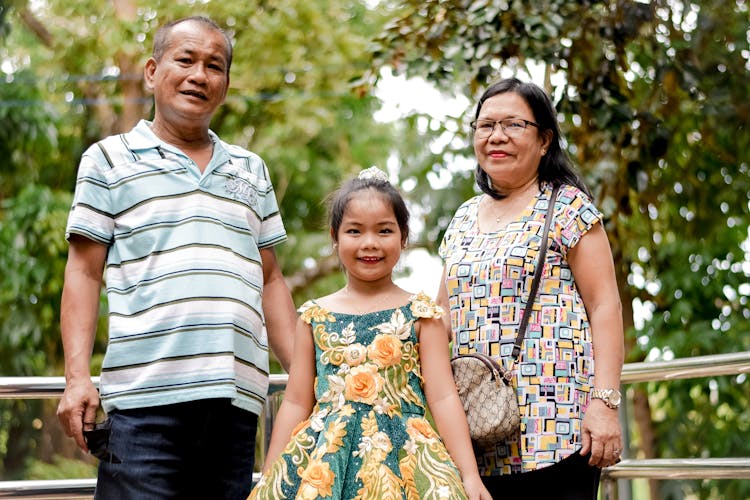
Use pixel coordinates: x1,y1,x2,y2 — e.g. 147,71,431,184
65,146,115,245
438,229,452,260
256,160,287,249
553,185,603,253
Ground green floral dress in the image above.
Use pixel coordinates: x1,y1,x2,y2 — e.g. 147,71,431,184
248,293,468,500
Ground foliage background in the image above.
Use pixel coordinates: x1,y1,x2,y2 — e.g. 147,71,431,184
0,1,748,498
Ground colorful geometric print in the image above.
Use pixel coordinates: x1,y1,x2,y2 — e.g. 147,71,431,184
438,183,602,475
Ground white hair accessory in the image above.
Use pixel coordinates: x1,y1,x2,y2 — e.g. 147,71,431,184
358,166,389,183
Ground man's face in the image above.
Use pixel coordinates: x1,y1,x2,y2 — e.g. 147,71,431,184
144,21,230,127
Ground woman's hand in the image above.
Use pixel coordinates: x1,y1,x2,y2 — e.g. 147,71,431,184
462,474,493,500
580,400,623,467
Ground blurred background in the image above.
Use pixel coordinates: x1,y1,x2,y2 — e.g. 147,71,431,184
0,1,748,498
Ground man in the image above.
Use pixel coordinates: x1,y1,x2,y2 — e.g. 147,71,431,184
56,16,295,499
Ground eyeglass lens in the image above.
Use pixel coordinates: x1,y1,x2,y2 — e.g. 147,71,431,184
473,119,530,138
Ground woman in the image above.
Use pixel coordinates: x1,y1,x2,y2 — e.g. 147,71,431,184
436,77,624,498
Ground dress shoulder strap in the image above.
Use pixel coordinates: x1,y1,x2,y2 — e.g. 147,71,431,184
409,292,445,320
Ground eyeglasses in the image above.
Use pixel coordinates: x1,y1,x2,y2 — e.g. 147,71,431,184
83,420,121,463
470,118,539,139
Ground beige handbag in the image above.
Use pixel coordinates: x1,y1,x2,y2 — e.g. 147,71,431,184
450,185,559,446
450,352,520,445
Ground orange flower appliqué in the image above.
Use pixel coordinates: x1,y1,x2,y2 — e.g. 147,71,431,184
344,364,384,404
297,458,335,499
367,334,403,368
407,417,438,441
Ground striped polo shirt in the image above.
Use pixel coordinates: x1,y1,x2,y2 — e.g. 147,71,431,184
66,119,287,416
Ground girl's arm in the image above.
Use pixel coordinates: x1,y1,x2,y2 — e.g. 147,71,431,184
419,317,492,500
261,317,317,473
567,222,624,467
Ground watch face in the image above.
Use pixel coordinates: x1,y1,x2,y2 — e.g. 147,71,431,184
610,390,622,406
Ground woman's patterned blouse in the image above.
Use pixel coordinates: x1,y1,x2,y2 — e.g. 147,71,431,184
439,183,603,474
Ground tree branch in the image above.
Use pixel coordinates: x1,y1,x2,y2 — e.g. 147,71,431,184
19,7,53,48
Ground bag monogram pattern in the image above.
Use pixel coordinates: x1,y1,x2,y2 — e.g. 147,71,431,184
450,353,520,445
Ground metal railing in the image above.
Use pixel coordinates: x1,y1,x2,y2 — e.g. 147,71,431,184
1,351,749,499
600,350,750,499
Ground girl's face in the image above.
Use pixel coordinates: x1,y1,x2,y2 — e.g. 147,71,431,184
334,189,403,286
473,92,551,191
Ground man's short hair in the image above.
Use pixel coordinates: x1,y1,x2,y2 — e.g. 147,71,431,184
152,16,233,74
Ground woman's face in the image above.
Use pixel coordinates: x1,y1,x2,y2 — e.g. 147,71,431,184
473,92,551,192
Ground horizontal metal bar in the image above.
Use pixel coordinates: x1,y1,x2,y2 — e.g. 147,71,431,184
0,374,289,400
268,374,288,394
0,473,263,499
0,377,96,399
0,478,95,499
602,458,750,480
620,351,750,384
1,352,747,399
2,460,747,498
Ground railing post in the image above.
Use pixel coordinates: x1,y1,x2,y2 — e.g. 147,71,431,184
601,476,619,500
261,391,283,465
617,390,632,500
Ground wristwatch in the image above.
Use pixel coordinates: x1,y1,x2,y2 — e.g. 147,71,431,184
590,388,622,409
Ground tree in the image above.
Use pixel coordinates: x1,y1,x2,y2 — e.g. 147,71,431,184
368,1,750,498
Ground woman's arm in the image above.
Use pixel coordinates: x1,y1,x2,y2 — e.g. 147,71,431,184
567,222,625,467
419,317,491,500
435,266,453,337
260,317,317,472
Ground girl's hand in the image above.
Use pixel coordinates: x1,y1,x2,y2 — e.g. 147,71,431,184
462,475,493,500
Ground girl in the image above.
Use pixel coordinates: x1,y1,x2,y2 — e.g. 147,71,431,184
249,167,491,499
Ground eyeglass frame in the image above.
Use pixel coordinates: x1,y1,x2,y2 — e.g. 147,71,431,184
470,118,540,138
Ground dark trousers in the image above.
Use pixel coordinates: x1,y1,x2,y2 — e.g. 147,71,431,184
95,398,258,500
481,451,601,500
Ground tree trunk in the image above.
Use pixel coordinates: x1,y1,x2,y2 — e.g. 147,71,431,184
609,181,659,500
115,54,146,133
112,0,145,133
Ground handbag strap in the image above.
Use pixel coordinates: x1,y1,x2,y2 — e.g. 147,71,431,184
510,184,560,362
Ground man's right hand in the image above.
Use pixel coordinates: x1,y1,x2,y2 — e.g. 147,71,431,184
58,236,107,452
57,377,100,452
